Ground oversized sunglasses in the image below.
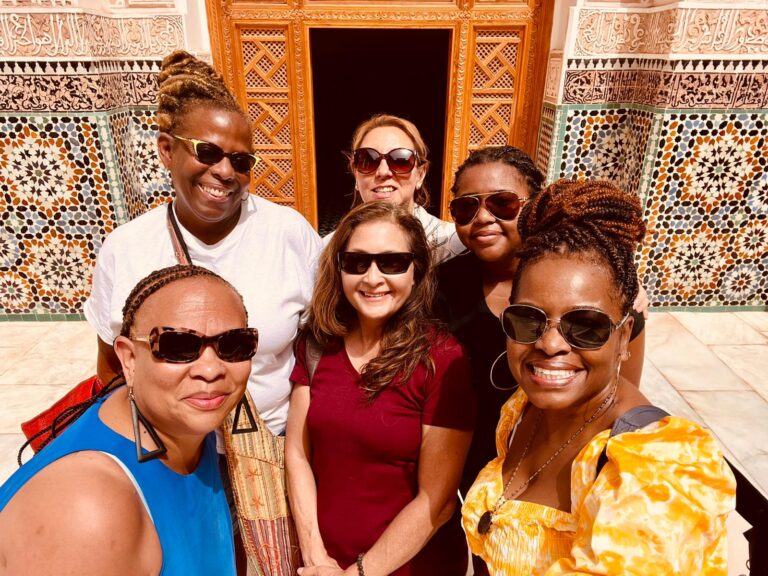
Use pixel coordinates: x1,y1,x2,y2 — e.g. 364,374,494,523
501,304,629,350
352,147,419,175
172,135,260,174
338,252,415,275
449,191,526,226
132,326,259,363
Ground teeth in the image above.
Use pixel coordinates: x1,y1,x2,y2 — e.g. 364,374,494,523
200,184,232,198
375,187,395,193
362,292,388,299
532,366,576,381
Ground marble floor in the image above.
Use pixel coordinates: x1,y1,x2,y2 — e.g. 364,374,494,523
1,311,765,575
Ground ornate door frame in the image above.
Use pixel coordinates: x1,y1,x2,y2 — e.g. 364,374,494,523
206,1,553,226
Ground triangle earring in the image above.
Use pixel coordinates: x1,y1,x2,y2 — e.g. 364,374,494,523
129,387,167,463
232,395,258,435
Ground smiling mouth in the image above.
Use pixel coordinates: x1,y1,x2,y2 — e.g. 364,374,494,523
529,365,578,385
372,186,396,195
360,291,390,300
199,184,235,200
185,394,228,410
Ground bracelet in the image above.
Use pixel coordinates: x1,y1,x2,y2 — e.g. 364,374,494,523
356,553,365,576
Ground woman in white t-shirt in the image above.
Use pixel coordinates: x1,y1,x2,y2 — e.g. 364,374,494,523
324,114,465,263
85,50,321,437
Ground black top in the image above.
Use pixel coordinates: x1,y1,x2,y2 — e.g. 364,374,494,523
436,252,644,495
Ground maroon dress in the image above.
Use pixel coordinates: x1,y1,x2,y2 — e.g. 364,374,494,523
291,333,476,575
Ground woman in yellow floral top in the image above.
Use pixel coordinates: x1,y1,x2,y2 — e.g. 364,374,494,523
461,179,736,575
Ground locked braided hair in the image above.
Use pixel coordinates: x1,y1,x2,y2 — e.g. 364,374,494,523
513,179,646,314
120,264,246,337
156,50,248,134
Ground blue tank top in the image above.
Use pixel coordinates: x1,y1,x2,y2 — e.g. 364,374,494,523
0,396,235,575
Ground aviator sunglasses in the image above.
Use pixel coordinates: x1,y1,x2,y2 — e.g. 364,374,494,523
501,304,629,350
172,135,261,174
338,252,415,275
132,326,259,363
352,148,419,175
449,191,526,226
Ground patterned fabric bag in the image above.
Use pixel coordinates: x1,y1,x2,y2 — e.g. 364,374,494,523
221,390,302,575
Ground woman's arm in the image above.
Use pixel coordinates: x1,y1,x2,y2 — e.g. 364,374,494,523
299,424,473,576
0,451,159,575
285,384,340,569
96,336,122,384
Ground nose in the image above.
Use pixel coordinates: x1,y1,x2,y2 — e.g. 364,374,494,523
375,156,392,178
210,156,237,182
534,320,571,356
361,261,384,285
190,344,227,380
473,199,496,225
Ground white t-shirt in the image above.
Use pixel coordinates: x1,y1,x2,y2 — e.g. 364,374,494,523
322,205,465,263
85,196,322,434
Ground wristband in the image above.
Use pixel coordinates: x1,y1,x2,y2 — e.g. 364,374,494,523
356,553,365,576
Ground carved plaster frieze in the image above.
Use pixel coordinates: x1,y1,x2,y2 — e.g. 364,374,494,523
543,51,562,104
574,7,768,56
0,12,184,59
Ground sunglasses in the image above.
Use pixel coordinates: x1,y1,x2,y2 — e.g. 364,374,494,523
132,326,259,363
338,252,415,275
172,135,260,174
501,304,629,350
449,191,526,226
352,148,419,175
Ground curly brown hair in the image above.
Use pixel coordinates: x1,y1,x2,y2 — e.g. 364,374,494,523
451,145,545,199
513,179,646,313
156,50,248,134
306,202,439,399
348,114,431,208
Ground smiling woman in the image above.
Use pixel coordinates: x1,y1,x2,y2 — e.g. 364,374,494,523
83,50,321,574
460,180,736,576
286,202,475,576
0,265,251,575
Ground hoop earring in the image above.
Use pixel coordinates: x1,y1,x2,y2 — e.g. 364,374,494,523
232,395,258,435
129,387,167,463
490,351,517,391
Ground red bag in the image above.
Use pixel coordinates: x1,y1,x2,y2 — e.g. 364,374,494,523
20,375,106,455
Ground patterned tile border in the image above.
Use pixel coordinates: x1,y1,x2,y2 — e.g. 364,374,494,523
0,60,159,112
573,7,768,57
562,58,768,108
0,12,184,59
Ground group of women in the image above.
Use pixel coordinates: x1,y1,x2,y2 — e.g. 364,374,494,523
0,49,736,576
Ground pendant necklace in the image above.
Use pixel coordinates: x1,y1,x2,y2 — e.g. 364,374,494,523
477,384,617,536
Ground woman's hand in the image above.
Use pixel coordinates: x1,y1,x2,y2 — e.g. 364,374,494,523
633,286,650,319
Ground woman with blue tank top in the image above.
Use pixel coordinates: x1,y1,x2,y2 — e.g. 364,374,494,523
0,264,256,575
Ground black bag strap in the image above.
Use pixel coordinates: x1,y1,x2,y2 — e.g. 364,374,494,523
166,201,192,265
595,405,669,475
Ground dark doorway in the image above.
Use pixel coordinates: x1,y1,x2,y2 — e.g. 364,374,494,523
310,28,452,235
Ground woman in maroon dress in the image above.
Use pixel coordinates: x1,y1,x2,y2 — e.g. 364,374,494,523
286,201,475,576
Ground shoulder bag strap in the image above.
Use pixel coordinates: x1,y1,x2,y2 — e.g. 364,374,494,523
166,201,192,265
596,405,669,475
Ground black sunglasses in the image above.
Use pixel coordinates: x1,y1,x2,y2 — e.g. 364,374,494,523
172,135,260,174
352,148,419,175
132,326,259,363
449,191,526,226
338,252,415,275
501,304,629,350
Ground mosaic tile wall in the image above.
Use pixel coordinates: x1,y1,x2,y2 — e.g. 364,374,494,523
538,6,768,309
0,10,181,318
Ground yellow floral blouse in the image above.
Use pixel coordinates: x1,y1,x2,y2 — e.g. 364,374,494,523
461,390,736,575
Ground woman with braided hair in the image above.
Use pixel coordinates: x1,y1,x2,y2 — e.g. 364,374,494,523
84,50,320,572
461,179,735,575
0,265,255,575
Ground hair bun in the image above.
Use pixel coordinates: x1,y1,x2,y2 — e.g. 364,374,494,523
519,178,645,252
